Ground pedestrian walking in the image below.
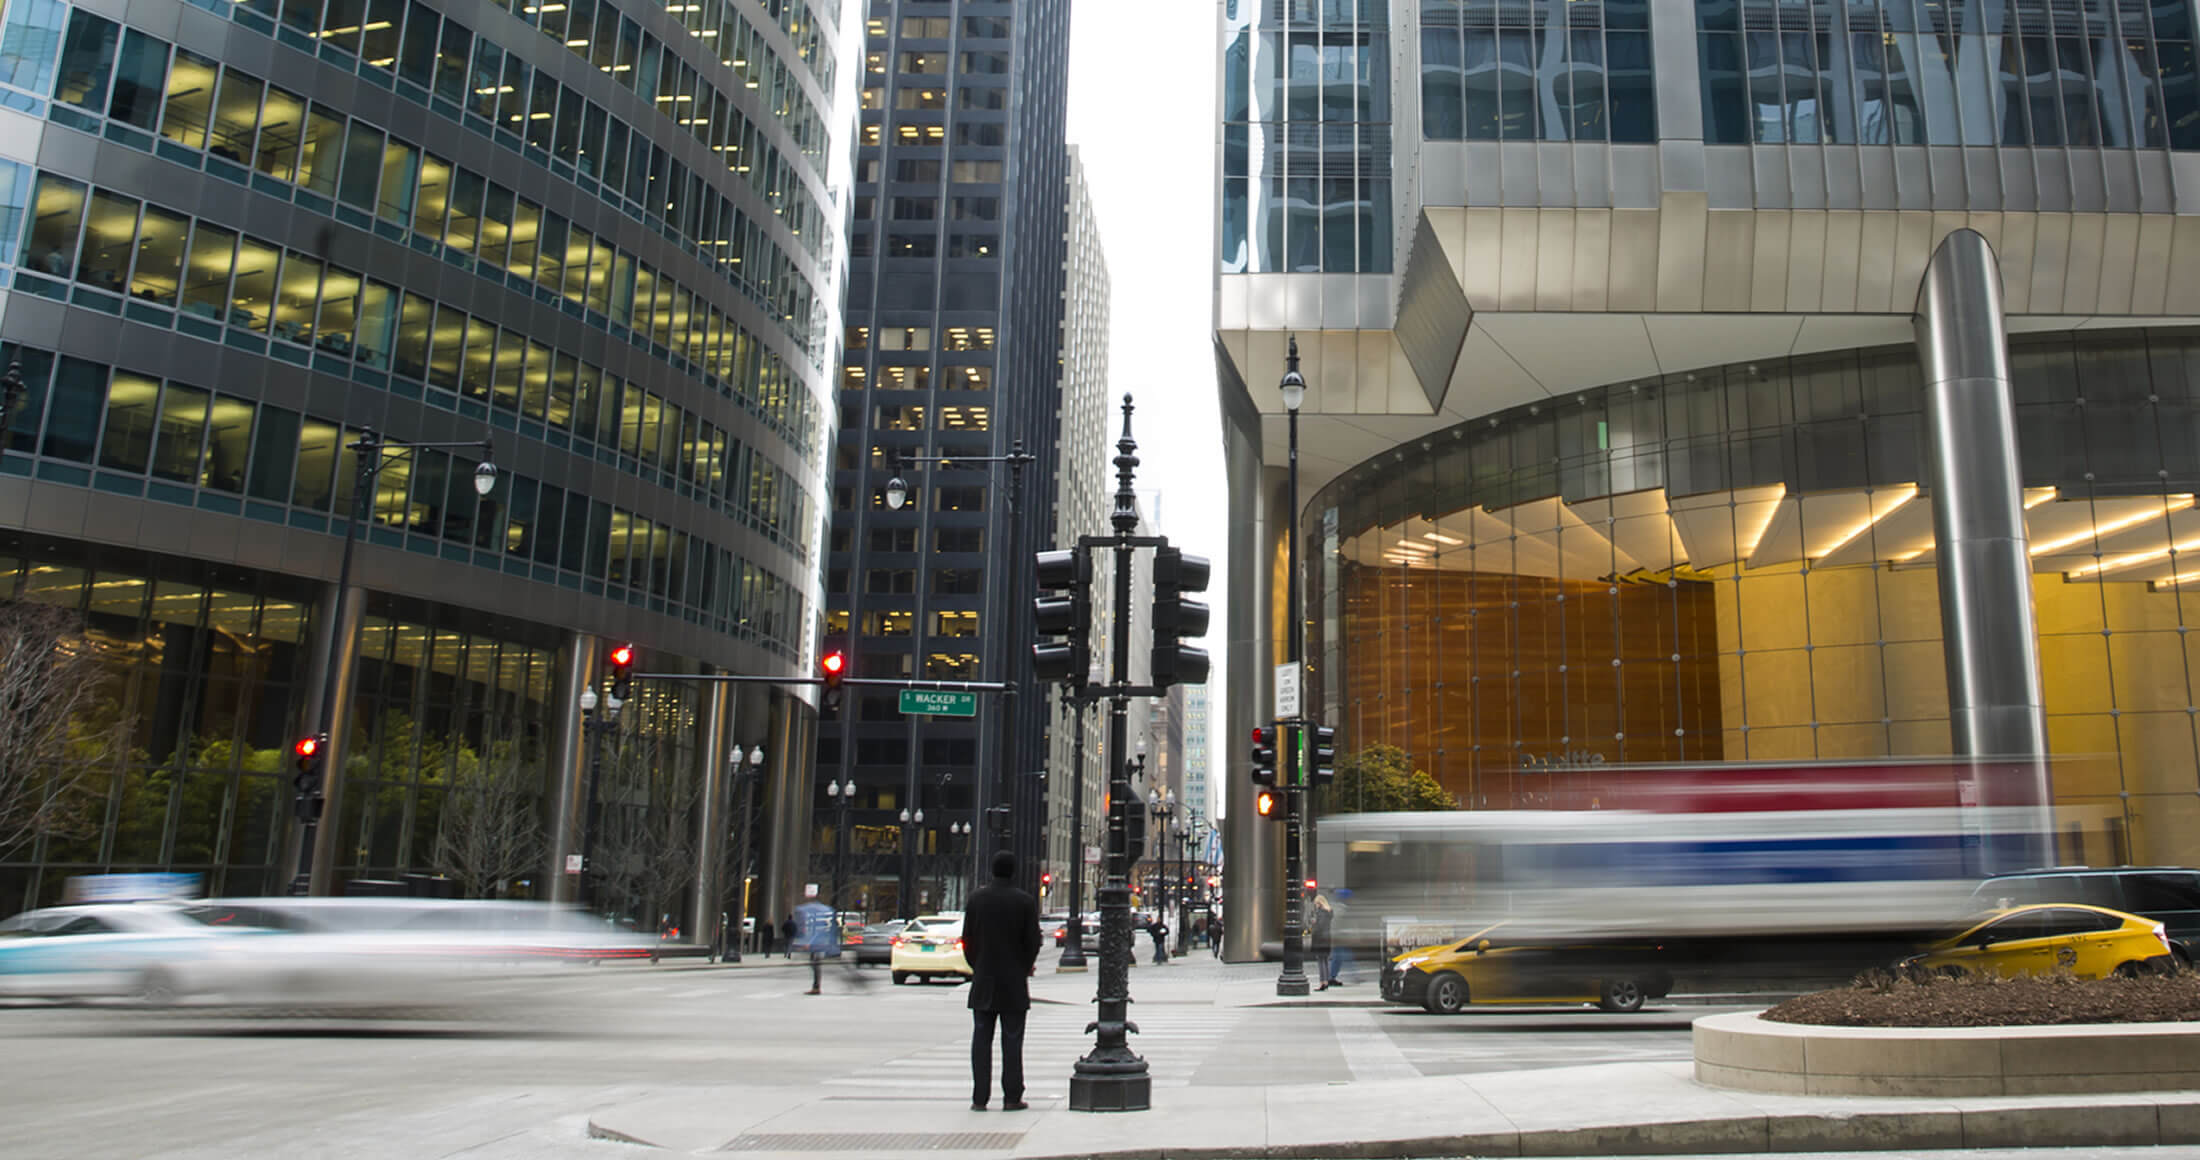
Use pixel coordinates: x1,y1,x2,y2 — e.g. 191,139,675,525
793,890,838,993
781,913,797,958
1145,914,1169,964
1327,888,1357,986
1310,892,1336,989
963,849,1039,1111
758,915,774,958
1210,913,1223,958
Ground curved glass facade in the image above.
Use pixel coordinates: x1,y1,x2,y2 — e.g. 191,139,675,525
1695,0,2200,148
1307,326,2200,868
0,0,847,913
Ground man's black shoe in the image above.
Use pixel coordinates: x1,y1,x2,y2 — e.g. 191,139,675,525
1002,1100,1029,1111
971,1102,988,1111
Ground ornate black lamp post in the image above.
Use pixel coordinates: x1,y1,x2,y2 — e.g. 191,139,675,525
723,743,764,961
1068,396,1153,1112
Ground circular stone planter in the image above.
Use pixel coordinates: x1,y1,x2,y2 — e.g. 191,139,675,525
1695,1010,2200,1096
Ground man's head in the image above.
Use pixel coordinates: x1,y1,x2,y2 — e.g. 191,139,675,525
991,849,1016,881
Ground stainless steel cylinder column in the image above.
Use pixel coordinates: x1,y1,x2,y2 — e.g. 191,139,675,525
1912,229,2053,866
689,679,733,949
544,632,597,903
757,690,817,931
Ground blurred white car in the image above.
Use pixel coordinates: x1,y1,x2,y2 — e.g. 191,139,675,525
0,903,248,1002
890,914,970,984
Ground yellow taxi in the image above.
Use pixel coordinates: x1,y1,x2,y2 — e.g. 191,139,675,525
889,913,970,984
1381,921,1673,1014
1901,903,2177,979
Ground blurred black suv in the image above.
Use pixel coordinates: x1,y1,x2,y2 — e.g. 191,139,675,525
1971,867,2200,962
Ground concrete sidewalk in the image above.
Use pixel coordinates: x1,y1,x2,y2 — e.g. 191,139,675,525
581,953,2200,1157
588,1061,2200,1158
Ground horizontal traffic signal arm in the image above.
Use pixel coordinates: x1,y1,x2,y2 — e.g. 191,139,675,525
626,671,1014,691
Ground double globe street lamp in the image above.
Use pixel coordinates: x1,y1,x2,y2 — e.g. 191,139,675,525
826,777,857,933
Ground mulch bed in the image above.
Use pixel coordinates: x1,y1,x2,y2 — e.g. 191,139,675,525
1763,970,2200,1027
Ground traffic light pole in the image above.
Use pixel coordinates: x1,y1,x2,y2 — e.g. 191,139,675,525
1070,395,1153,1113
1277,339,1310,998
1059,692,1089,971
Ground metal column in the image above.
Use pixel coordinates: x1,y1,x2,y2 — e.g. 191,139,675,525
690,678,733,950
1912,228,2053,867
303,580,363,895
1220,355,1280,962
757,690,817,931
545,632,597,903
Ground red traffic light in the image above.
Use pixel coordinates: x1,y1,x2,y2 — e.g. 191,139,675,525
1041,872,1054,887
1251,726,1267,744
821,651,845,676
1305,878,1317,890
608,643,635,669
294,736,319,760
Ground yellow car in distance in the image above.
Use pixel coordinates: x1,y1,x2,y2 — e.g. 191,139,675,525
1382,921,1673,1014
1902,903,2177,980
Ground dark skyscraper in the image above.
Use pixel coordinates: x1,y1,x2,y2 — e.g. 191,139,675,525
819,0,1071,917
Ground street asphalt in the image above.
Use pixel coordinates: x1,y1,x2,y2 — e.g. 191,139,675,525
0,947,2194,1159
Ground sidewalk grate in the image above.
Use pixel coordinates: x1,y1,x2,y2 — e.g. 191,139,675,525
721,1131,1024,1152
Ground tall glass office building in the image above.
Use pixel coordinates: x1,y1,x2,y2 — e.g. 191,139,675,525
815,0,1069,917
0,0,856,932
1213,0,2200,955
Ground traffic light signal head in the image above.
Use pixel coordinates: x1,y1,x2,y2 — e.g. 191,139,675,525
608,642,636,699
820,650,847,711
1149,545,1211,687
1249,726,1277,786
292,733,327,820
1255,788,1281,819
1308,725,1338,786
1031,548,1092,686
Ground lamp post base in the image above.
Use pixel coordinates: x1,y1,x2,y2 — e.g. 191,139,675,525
1276,968,1311,997
1068,1070,1151,1112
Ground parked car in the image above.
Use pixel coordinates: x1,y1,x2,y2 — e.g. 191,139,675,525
1382,920,1673,1014
1971,866,2200,964
890,914,970,984
1902,903,2176,979
856,919,907,966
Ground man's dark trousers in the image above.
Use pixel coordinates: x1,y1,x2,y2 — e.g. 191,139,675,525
971,1008,1027,1106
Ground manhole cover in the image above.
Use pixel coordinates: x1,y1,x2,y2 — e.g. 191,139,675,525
721,1131,1025,1152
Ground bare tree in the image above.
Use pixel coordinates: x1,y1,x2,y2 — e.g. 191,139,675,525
586,740,695,931
0,601,123,861
430,748,544,898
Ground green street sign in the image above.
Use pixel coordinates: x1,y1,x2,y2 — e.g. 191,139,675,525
900,689,978,717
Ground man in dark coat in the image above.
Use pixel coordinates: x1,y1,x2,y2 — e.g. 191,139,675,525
962,849,1040,1110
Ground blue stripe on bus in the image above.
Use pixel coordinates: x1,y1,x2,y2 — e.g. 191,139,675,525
1534,834,1982,886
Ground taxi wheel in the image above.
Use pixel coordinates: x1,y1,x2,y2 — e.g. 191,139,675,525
1597,978,1646,1013
1422,972,1469,1015
893,971,910,985
135,967,177,1007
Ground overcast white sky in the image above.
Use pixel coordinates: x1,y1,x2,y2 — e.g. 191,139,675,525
1063,2,1231,702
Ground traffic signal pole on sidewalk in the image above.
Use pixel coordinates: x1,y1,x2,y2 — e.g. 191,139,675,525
1044,395,1210,1113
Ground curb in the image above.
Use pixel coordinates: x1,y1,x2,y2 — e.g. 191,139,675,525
1009,1103,2196,1159
586,1100,2200,1158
